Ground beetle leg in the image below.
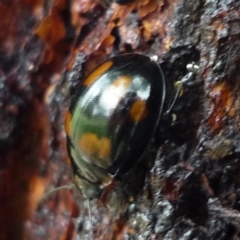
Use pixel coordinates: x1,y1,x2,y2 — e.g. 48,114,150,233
38,184,75,204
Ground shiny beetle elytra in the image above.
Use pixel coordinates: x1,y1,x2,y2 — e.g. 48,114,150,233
65,54,166,199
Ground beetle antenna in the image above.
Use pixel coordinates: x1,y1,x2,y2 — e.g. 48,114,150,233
166,62,200,115
38,184,75,204
165,81,183,115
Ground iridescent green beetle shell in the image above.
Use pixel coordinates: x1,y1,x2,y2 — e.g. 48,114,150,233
65,54,166,199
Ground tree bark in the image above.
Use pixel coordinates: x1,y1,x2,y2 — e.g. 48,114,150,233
1,0,240,239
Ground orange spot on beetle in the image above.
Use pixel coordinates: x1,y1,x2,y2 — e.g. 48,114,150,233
111,75,132,88
101,75,132,109
79,133,111,159
130,100,147,122
79,133,99,155
84,61,113,86
97,137,111,159
65,111,72,136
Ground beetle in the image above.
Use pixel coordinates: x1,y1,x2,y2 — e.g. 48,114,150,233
65,53,166,199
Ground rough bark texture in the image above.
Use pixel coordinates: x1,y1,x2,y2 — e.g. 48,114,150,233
1,0,240,239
